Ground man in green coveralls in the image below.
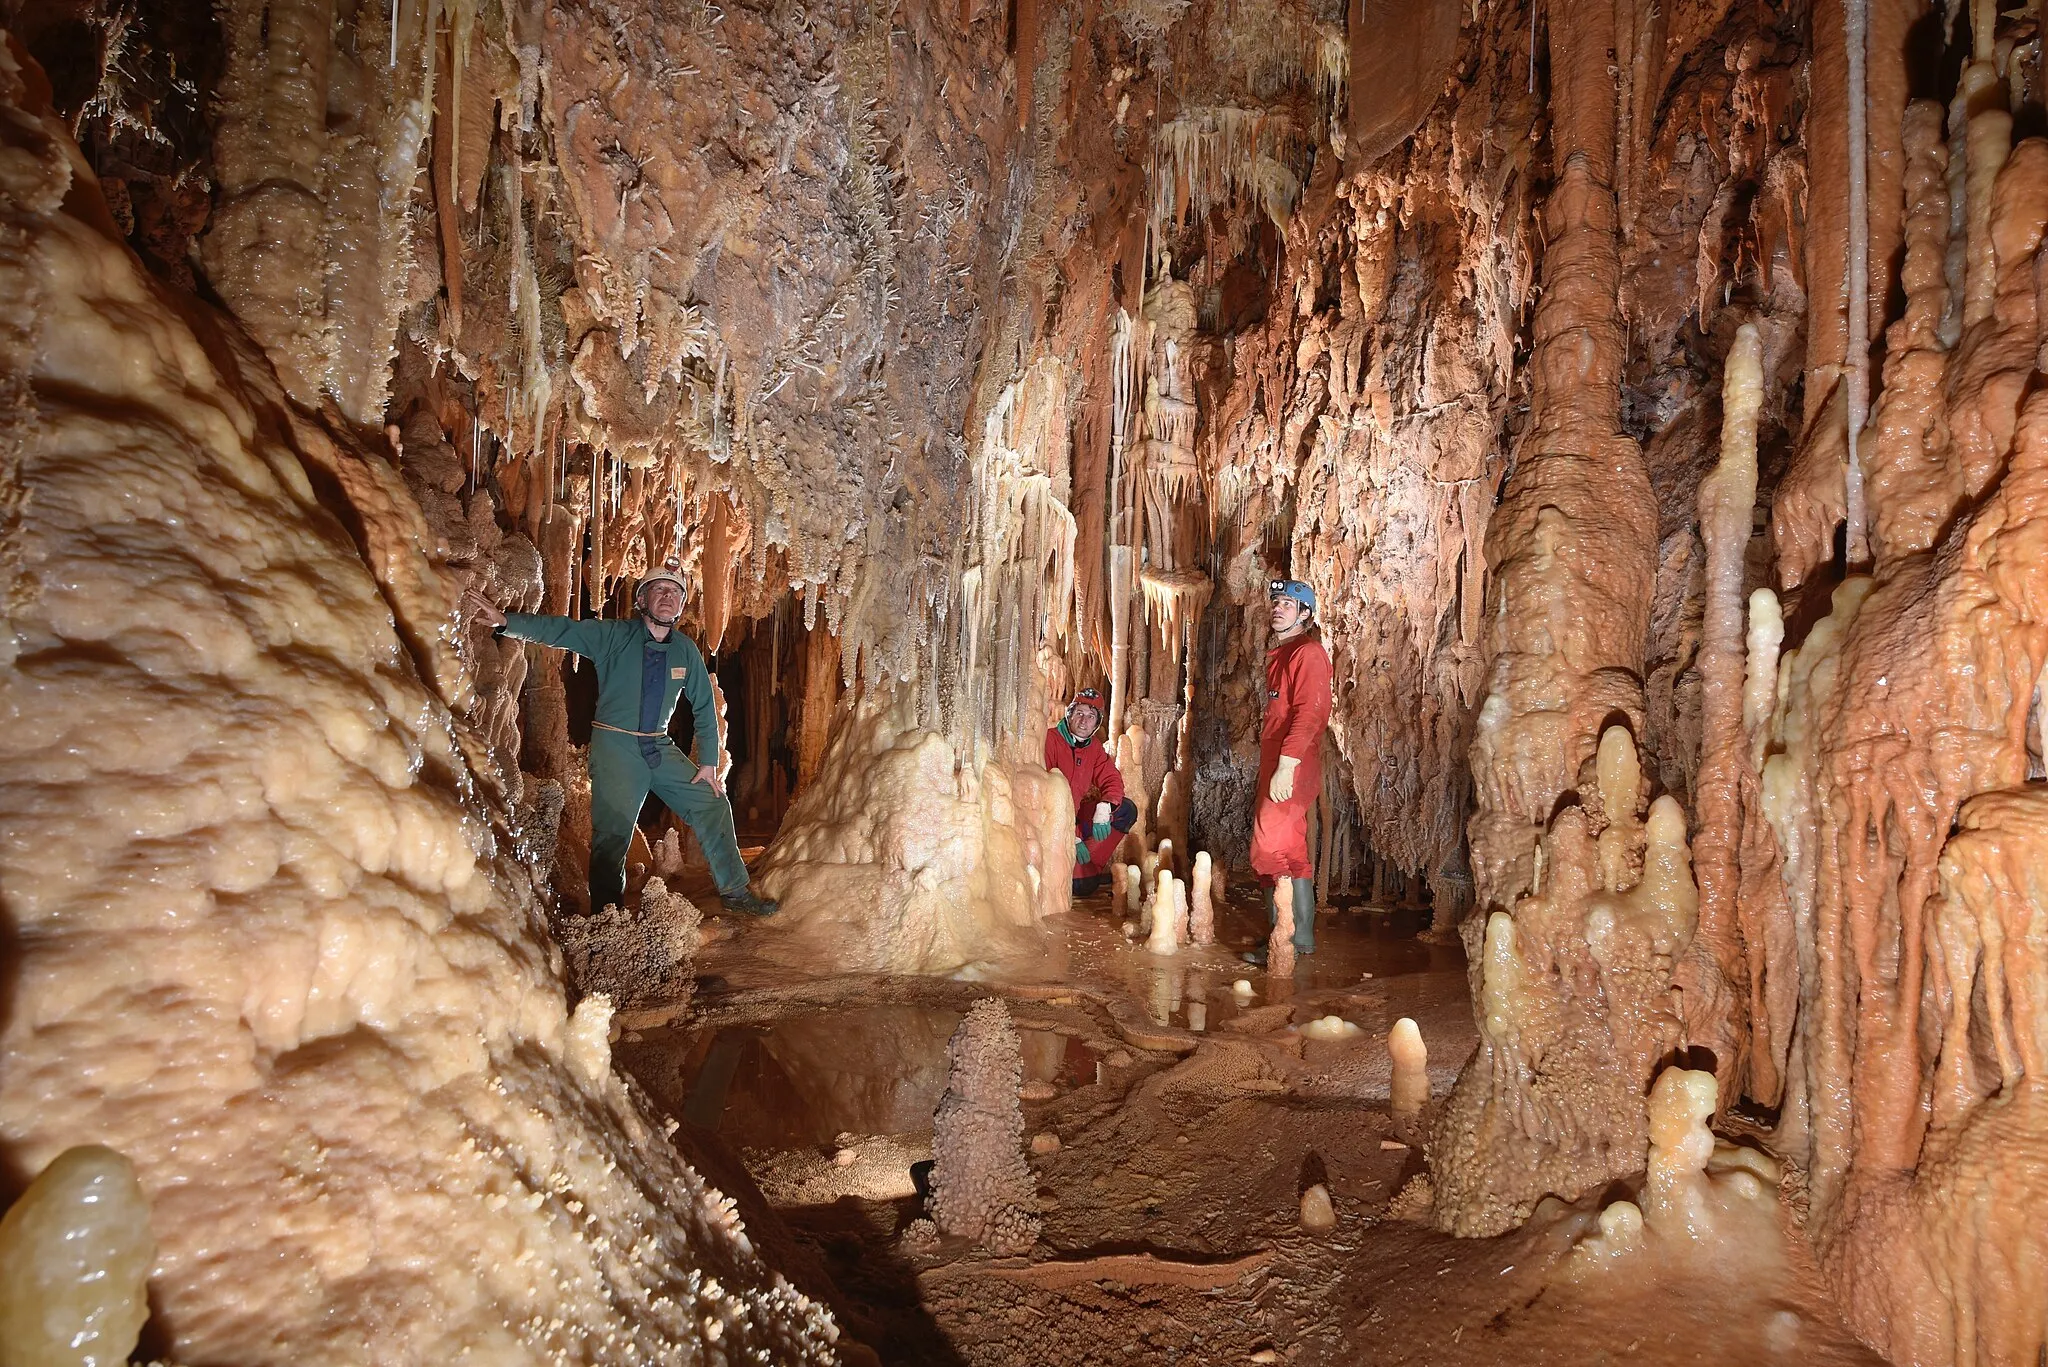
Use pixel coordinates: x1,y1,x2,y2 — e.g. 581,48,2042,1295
465,568,778,918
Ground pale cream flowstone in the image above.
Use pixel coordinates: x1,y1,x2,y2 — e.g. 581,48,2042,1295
755,689,1072,974
0,73,837,1365
0,1146,155,1367
1568,1067,1780,1273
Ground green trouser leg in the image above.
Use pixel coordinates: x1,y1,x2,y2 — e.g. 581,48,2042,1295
587,733,657,912
588,735,754,908
645,744,752,897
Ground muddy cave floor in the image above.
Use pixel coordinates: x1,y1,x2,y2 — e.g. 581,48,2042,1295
612,883,1881,1367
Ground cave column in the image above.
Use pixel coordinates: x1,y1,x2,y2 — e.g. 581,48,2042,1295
201,0,336,407
1430,0,1662,1236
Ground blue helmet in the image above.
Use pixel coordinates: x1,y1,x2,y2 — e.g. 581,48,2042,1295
1268,578,1316,615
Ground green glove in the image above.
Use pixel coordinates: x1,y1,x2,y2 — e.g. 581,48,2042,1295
1090,802,1112,841
1075,838,1091,865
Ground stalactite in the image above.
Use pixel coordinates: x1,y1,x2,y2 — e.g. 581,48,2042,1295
1151,106,1306,237
1844,0,1873,564
1747,54,2048,1354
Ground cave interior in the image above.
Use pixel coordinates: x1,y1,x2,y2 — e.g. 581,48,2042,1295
2,0,2047,1363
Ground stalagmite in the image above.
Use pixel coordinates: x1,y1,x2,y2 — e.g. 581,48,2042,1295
926,1000,1041,1255
1298,1184,1337,1233
1388,1018,1428,1118
555,877,702,1012
0,1147,154,1367
1639,1068,1720,1238
1189,851,1216,945
1434,727,1697,1235
1267,877,1297,976
1147,868,1180,954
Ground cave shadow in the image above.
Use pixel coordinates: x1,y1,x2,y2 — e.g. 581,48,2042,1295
0,892,26,1208
1654,1043,1719,1078
785,1195,973,1367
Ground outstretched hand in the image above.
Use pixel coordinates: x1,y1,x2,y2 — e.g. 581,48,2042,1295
694,764,726,797
461,586,505,628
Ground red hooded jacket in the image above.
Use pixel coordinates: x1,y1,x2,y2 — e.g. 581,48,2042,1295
1260,632,1333,781
1044,724,1124,814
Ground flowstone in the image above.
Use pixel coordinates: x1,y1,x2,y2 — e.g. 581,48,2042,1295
756,690,1071,973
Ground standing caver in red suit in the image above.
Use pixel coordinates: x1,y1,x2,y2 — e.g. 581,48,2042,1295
1244,578,1332,966
1043,688,1137,897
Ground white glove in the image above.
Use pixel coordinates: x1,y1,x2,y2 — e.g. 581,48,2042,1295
1268,756,1300,804
1091,802,1113,840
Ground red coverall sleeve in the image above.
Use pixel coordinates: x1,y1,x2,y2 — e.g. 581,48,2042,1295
1044,728,1061,772
1279,644,1333,761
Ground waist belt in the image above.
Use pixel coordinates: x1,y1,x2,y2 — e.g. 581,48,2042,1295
592,721,670,738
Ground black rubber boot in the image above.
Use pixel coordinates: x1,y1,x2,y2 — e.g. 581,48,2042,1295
719,886,780,917
1241,946,1268,967
1293,877,1317,955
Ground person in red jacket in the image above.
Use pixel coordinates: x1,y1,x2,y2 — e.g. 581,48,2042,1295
1243,578,1333,966
1044,688,1136,896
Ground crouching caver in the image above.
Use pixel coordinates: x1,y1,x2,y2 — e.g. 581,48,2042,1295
1242,578,1332,967
464,567,778,919
1043,688,1137,897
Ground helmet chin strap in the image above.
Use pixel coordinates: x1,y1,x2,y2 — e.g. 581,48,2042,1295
638,593,682,627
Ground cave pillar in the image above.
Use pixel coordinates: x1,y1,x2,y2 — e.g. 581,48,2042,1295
201,0,336,407
1430,0,1662,1236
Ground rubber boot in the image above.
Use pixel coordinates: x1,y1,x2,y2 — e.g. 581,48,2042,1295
720,886,780,917
1293,876,1317,955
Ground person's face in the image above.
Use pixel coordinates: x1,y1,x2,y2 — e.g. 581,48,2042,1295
641,581,684,622
1270,595,1308,634
1068,704,1101,740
